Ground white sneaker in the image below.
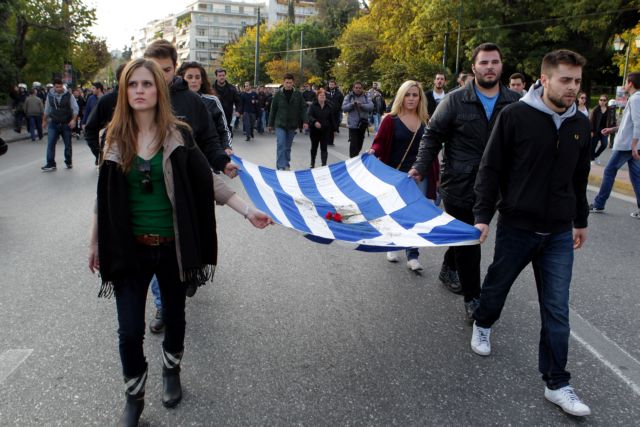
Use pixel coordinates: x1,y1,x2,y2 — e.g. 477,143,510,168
544,385,591,416
407,259,423,272
386,251,399,262
470,322,491,356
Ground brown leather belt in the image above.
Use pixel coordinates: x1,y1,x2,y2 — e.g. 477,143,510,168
135,234,175,246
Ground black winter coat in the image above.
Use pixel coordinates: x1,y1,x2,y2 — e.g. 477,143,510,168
214,81,241,125
412,82,520,209
308,101,338,135
85,88,118,161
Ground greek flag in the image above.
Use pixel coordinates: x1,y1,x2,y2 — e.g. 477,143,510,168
232,154,480,252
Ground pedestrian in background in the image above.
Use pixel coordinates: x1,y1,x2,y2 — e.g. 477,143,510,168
369,80,438,272
268,72,308,170
41,78,79,171
307,88,337,168
576,91,589,117
589,94,615,164
326,79,344,141
177,61,233,154
24,88,44,141
82,82,104,128
213,68,242,137
240,82,258,141
342,81,373,157
88,58,272,427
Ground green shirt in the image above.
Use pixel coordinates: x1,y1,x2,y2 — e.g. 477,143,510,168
127,150,174,237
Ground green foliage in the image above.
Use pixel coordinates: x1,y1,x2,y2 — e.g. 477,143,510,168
331,16,379,88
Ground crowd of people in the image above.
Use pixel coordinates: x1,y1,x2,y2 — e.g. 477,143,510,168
7,36,640,426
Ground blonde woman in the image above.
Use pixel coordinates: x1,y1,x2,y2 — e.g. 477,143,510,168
369,80,440,272
87,59,271,426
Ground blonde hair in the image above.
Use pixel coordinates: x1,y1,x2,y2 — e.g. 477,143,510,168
105,58,188,172
390,80,429,123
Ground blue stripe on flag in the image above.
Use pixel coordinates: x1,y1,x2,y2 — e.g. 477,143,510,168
259,168,312,234
417,222,481,245
329,161,385,220
233,156,279,223
360,154,426,207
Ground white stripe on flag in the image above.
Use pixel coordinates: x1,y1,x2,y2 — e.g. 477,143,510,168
408,212,456,234
276,171,335,239
310,167,366,223
367,215,433,247
242,162,293,228
344,156,406,215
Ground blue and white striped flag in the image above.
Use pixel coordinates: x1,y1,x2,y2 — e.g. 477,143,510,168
232,154,480,252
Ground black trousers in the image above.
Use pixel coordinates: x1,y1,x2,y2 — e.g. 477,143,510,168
442,201,481,302
310,129,330,166
348,127,366,158
114,242,187,378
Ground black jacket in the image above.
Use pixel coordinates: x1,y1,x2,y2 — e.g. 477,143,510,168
214,81,241,125
474,101,591,233
412,82,520,209
201,94,232,150
170,77,229,171
308,100,338,134
326,88,344,113
425,89,446,117
85,88,118,161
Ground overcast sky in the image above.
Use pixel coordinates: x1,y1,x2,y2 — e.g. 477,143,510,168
88,0,189,51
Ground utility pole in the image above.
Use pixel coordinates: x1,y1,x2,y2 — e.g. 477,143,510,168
455,1,463,76
299,30,304,83
254,7,260,87
285,26,290,71
443,23,450,70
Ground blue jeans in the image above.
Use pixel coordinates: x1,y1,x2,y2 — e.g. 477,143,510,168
28,115,43,140
114,242,186,377
590,133,608,160
593,149,640,209
372,113,381,133
243,113,255,138
46,122,72,166
406,179,428,261
150,275,162,310
257,110,266,133
474,222,574,389
276,128,296,170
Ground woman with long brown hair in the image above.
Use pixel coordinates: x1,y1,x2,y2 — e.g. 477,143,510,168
88,58,271,426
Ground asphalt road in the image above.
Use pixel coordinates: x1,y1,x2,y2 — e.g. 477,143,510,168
0,130,639,426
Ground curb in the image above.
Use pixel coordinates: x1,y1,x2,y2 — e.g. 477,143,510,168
588,173,634,198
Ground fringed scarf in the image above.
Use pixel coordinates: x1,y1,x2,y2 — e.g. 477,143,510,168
97,128,217,297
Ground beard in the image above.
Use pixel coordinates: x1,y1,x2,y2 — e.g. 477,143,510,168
476,75,499,89
547,92,573,110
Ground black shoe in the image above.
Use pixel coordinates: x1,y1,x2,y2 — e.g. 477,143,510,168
149,309,164,333
589,203,604,213
0,139,7,156
65,163,72,169
118,394,144,427
162,367,182,408
464,298,480,325
186,283,198,298
41,164,56,172
245,136,250,141
439,264,462,294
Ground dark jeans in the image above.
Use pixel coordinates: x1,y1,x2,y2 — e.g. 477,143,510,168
474,222,574,389
27,115,43,140
442,201,481,302
590,133,608,160
46,122,72,166
243,113,255,138
14,110,25,132
114,242,187,378
310,129,330,166
348,127,366,158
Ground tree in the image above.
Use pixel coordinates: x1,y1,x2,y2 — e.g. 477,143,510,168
71,37,111,85
331,15,380,88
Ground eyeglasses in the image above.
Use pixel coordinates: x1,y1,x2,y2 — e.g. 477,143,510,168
138,159,153,193
599,98,607,102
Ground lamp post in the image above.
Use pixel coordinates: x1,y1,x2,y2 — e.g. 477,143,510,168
613,35,640,86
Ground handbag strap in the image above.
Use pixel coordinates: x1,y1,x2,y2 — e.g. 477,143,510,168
396,126,420,169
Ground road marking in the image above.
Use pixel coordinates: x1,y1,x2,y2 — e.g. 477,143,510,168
586,184,636,204
0,349,33,383
570,309,640,397
0,159,43,178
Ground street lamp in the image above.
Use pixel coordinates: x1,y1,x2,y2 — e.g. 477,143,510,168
614,35,640,86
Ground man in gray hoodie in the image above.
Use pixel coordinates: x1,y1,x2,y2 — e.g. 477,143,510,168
41,79,79,171
342,81,373,157
471,50,591,417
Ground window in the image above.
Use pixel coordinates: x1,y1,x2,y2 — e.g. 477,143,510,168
239,6,244,13
198,3,206,10
225,5,231,13
197,28,205,36
196,41,206,49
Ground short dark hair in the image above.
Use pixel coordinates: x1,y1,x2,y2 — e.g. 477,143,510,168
53,78,63,85
283,72,295,81
541,50,586,76
470,43,502,64
115,63,127,82
509,73,525,82
627,72,640,89
215,68,226,76
435,72,446,79
93,82,104,92
328,79,336,84
144,39,178,66
352,81,363,88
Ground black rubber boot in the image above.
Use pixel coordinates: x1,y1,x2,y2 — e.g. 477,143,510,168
118,369,146,427
162,349,183,408
321,151,328,167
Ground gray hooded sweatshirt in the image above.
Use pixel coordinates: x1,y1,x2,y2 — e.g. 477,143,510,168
520,81,575,130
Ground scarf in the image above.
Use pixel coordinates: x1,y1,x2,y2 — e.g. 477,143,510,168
96,127,217,297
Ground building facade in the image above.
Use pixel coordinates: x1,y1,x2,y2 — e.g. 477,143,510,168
131,0,318,72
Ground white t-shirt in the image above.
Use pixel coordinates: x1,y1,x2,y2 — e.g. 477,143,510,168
433,90,445,104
